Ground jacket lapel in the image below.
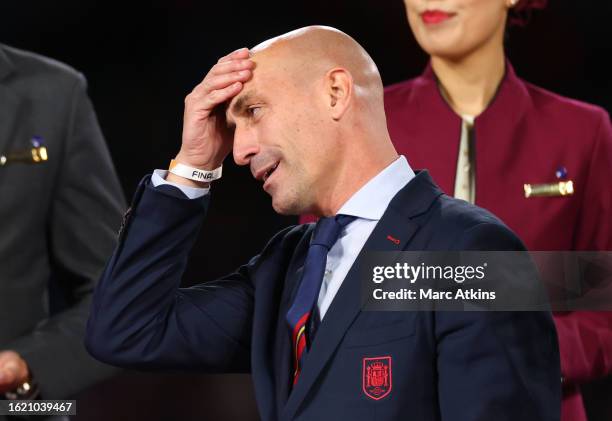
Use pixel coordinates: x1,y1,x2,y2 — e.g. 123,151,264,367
281,171,443,420
473,61,531,210
274,261,305,416
250,225,314,421
403,64,463,195
0,46,22,161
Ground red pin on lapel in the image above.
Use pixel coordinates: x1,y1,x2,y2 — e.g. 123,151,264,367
386,235,400,245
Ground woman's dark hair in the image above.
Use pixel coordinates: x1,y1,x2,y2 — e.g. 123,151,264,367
508,0,548,26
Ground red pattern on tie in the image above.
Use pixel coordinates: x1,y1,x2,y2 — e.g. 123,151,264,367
292,311,310,385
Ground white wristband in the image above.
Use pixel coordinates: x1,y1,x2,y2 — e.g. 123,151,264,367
168,159,223,182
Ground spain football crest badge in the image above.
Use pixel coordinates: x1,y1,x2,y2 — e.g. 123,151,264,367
363,356,392,400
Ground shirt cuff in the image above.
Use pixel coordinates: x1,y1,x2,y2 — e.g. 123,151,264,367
151,169,210,199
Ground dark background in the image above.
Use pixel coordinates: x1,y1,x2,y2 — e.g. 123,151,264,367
1,0,611,420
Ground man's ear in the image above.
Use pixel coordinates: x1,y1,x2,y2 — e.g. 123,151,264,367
325,68,353,121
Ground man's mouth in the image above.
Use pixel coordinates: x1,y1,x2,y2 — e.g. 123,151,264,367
263,162,279,182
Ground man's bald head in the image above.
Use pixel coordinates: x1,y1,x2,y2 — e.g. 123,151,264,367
226,26,390,151
247,26,384,111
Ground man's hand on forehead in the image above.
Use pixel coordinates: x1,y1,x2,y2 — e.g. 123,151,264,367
168,48,254,187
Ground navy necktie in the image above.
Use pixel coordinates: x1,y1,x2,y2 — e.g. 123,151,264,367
286,214,355,385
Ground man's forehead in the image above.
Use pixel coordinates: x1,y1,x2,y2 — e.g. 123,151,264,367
225,50,296,121
226,62,276,114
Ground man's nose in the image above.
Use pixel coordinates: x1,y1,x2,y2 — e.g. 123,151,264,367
232,127,260,166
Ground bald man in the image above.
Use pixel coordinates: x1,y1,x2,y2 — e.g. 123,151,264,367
86,27,560,421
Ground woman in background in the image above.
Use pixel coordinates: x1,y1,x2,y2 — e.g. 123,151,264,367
384,0,612,420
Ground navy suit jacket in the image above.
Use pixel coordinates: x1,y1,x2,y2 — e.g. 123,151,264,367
86,170,561,421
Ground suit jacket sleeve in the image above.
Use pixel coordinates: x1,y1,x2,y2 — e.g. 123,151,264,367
436,222,561,421
555,108,612,385
5,74,126,398
86,179,298,373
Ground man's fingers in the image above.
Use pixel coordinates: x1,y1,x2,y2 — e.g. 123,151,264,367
201,70,251,95
188,50,253,111
202,82,243,110
188,68,250,112
210,58,254,76
184,81,243,118
217,47,249,63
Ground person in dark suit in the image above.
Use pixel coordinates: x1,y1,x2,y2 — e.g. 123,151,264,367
0,43,125,414
86,26,560,421
380,1,612,420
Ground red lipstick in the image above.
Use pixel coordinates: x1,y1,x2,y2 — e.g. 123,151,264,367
421,10,455,24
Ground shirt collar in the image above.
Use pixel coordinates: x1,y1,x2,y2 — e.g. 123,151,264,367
337,155,415,221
